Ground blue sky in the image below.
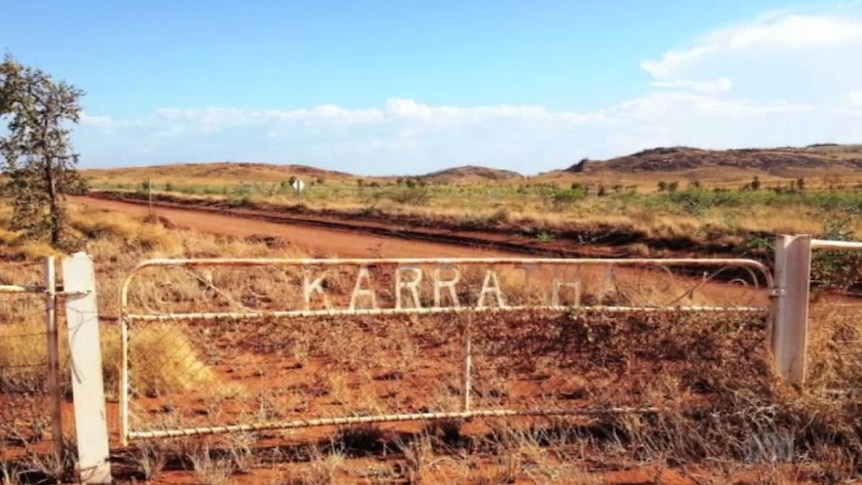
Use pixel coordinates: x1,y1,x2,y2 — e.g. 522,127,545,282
3,0,862,175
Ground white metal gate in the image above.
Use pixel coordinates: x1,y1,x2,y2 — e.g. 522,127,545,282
117,256,774,446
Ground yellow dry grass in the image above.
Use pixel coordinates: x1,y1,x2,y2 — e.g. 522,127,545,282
0,201,307,398
0,319,214,398
82,158,862,244
2,189,862,482
83,161,361,187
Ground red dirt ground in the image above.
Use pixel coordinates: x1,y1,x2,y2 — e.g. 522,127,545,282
5,196,841,484
74,195,771,308
75,196,521,259
78,191,727,259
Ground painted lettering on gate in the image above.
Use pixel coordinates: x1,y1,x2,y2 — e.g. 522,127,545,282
552,266,581,307
432,265,460,308
477,269,507,309
302,269,331,310
396,266,423,309
296,263,602,312
349,266,379,310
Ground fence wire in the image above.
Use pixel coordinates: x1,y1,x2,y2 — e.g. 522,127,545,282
118,258,773,444
806,249,862,391
0,263,68,470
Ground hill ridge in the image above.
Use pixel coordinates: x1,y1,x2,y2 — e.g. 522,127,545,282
563,144,862,177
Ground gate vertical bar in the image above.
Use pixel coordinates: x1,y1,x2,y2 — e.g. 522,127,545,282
772,235,812,386
119,313,129,447
462,313,473,411
44,256,64,465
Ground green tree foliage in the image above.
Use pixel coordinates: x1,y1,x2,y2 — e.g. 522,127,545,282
0,54,87,248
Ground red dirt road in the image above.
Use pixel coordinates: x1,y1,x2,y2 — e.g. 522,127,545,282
74,196,517,258
73,195,772,309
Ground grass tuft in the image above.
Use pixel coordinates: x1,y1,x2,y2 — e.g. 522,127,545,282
101,324,216,398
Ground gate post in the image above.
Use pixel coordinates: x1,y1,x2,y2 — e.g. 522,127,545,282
772,235,812,387
63,252,112,484
43,256,64,467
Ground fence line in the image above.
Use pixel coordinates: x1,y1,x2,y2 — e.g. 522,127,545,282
5,237,857,483
0,257,63,466
0,254,109,485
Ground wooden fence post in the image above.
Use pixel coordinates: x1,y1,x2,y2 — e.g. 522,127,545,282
43,256,64,467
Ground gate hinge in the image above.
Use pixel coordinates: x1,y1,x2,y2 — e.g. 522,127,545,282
769,287,786,297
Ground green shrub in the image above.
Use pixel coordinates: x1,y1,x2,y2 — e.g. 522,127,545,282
389,187,431,205
548,187,587,211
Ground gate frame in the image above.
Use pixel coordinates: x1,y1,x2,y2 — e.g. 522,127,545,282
117,256,775,447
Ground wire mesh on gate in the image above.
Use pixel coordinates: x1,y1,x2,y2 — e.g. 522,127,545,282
0,262,66,467
118,257,774,445
806,245,862,391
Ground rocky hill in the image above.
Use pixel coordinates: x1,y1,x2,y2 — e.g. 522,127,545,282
564,144,862,177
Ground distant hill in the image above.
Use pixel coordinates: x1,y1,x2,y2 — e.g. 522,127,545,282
562,144,862,178
82,162,357,185
419,165,523,184
81,143,862,191
83,161,527,187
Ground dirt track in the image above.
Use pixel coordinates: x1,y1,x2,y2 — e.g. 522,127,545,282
73,196,519,258
73,195,773,309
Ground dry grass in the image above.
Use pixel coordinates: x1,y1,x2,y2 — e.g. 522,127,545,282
0,204,284,397
80,146,862,245
0,320,49,393
2,196,862,483
113,304,860,483
0,201,308,462
87,178,862,251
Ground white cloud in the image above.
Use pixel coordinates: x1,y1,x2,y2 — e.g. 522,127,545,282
641,12,862,80
72,5,862,175
650,77,734,94
611,92,809,120
79,112,115,128
73,93,836,176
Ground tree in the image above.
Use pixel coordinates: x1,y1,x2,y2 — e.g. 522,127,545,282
0,54,86,248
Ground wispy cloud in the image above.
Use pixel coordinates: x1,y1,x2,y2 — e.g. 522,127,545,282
640,11,862,80
650,78,734,94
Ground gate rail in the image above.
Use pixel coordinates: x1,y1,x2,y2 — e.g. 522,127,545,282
118,256,775,446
